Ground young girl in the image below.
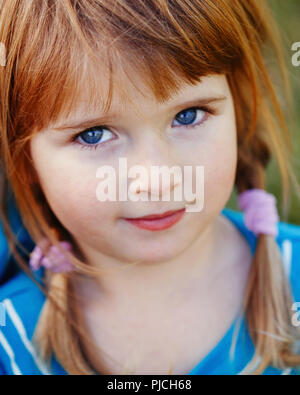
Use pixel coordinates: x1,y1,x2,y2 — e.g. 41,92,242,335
0,0,300,375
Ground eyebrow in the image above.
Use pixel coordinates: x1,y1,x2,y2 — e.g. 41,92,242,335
52,95,227,132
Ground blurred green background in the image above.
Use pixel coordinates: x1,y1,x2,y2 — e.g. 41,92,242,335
226,0,300,224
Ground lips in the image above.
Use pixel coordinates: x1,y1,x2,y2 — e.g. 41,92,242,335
123,208,186,231
134,209,184,220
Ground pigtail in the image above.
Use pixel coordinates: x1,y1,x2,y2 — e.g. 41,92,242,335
236,145,300,374
243,234,300,373
32,238,143,375
33,271,95,375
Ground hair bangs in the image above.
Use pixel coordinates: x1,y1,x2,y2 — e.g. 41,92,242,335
9,0,247,140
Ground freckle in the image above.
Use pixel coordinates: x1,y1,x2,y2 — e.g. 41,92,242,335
0,42,6,67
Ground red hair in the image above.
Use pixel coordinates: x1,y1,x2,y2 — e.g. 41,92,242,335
0,0,300,374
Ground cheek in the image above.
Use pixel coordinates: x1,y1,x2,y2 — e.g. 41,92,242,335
207,135,237,186
204,124,237,206
55,173,116,228
46,174,100,225
30,142,114,235
184,114,237,208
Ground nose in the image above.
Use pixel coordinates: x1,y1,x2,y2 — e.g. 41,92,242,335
128,133,182,200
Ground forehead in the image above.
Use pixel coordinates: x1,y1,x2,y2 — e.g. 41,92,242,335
51,52,227,127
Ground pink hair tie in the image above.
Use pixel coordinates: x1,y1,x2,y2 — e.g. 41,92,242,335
29,239,74,273
237,188,279,237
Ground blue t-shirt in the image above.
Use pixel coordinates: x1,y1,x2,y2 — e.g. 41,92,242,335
1,207,300,375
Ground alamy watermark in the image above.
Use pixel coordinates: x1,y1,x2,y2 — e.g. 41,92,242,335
0,302,6,327
291,42,300,67
291,302,300,327
95,158,204,212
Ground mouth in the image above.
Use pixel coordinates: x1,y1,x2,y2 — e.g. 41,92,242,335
123,208,186,231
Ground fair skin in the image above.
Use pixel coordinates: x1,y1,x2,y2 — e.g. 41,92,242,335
30,69,252,374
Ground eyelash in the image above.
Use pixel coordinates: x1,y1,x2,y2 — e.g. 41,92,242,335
70,106,214,151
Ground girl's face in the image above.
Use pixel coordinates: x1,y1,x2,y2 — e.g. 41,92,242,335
30,71,237,265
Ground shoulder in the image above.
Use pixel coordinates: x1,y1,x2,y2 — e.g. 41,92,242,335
276,220,300,302
0,202,35,281
0,268,46,314
0,268,50,375
222,208,300,302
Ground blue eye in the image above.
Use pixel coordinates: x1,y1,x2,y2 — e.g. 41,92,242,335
75,126,115,149
71,106,211,151
172,108,207,127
